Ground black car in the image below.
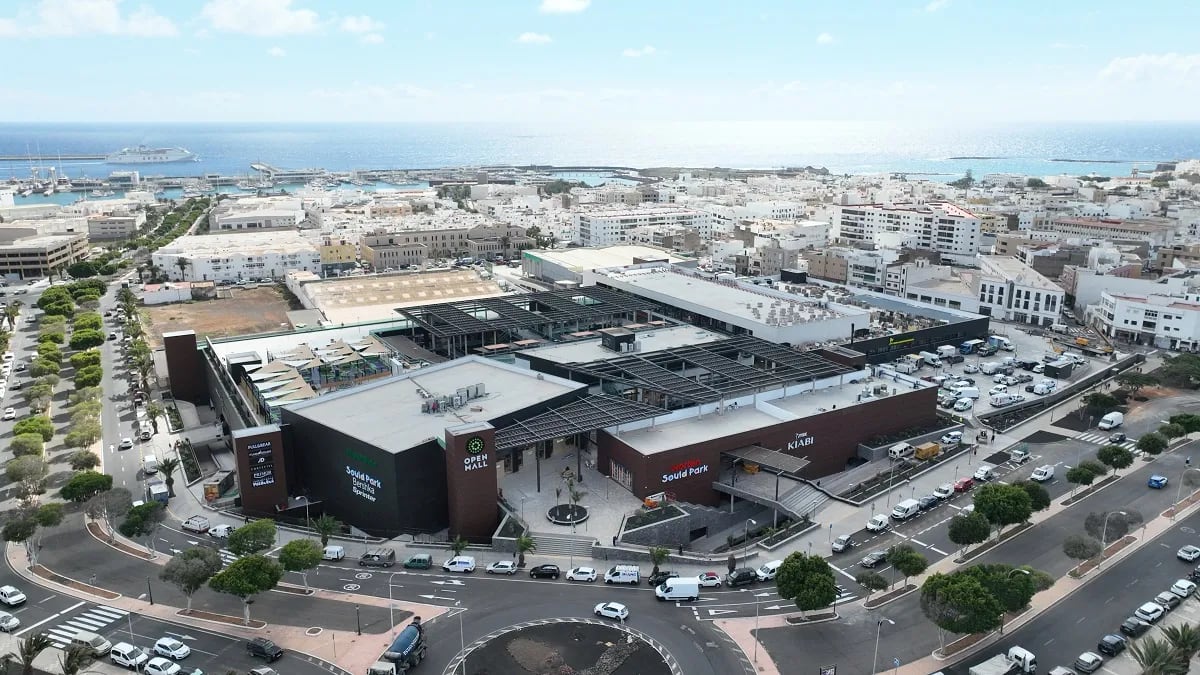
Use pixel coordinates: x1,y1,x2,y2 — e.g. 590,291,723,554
859,551,887,568
725,568,757,587
1119,617,1151,638
1097,634,1127,656
917,495,940,511
1189,566,1200,583
646,570,679,586
1109,432,1127,443
1155,591,1182,611
246,638,283,662
529,564,561,579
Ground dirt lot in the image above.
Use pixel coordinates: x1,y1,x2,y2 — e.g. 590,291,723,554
142,286,293,348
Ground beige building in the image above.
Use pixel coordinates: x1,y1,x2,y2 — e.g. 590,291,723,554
319,237,357,276
0,230,89,278
87,213,144,240
1156,243,1200,270
801,249,849,283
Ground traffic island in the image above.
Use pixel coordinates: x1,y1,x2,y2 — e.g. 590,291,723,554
1067,535,1137,578
1060,474,1120,507
30,565,120,600
546,504,589,526
176,608,266,629
863,584,916,609
86,521,155,560
955,523,1034,563
784,611,838,625
452,619,674,675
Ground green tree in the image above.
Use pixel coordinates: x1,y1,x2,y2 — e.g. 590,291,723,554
158,457,180,495
1170,413,1200,434
1066,465,1098,488
119,502,166,555
961,564,1037,614
920,572,1003,637
36,286,73,310
145,400,164,434
64,420,102,449
68,350,101,370
6,456,49,499
648,546,670,575
227,518,277,556
947,511,991,555
949,170,975,190
85,488,132,541
12,416,53,442
1096,444,1135,473
855,570,889,600
974,483,1033,536
887,544,928,588
1082,392,1120,416
1063,534,1102,560
71,313,103,332
1084,510,1142,542
1128,636,1188,675
36,342,61,363
1161,623,1200,663
67,450,101,471
278,539,323,590
1116,372,1158,394
1025,178,1048,188
29,358,60,378
775,552,838,617
60,470,113,501
9,433,44,458
450,535,469,556
2,513,37,550
33,502,64,556
311,514,341,547
160,547,223,613
1159,423,1187,440
57,643,94,675
208,555,284,625
1014,481,1051,513
69,330,105,351
23,383,53,413
516,534,536,567
1138,432,1168,455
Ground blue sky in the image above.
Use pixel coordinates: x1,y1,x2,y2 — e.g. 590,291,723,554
0,0,1198,122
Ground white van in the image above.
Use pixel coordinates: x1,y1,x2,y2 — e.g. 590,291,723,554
604,564,641,585
655,577,700,601
955,387,981,400
441,555,476,573
990,393,1017,407
1098,412,1124,430
891,499,921,521
888,443,915,460
70,630,112,657
322,545,345,561
953,397,974,411
1032,382,1056,395
756,560,783,581
980,362,1001,375
142,454,158,474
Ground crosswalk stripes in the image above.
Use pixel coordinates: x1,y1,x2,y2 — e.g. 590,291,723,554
830,589,858,606
1074,432,1136,450
43,605,128,648
218,548,240,566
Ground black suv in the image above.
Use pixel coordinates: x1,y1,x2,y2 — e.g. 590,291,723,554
646,571,679,586
1097,634,1127,657
528,564,561,579
725,568,757,587
246,637,283,662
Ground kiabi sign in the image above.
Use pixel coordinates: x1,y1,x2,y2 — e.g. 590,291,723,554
787,432,815,451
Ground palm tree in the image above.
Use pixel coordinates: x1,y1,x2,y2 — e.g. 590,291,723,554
57,644,93,675
15,633,52,675
515,534,536,567
648,546,670,576
174,257,188,280
145,400,164,434
4,301,21,330
1161,623,1200,661
450,535,469,556
158,457,180,496
1129,636,1189,675
311,514,341,547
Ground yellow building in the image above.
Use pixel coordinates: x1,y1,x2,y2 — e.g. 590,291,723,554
320,237,357,275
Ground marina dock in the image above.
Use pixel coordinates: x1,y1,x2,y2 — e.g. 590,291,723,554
0,154,106,161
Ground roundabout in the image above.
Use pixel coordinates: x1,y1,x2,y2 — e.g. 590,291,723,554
443,618,677,675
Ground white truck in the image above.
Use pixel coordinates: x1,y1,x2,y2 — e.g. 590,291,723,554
919,351,943,367
654,577,700,601
969,646,1038,675
1098,411,1124,430
937,345,958,359
181,516,210,534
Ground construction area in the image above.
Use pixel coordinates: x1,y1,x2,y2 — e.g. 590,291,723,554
142,286,293,349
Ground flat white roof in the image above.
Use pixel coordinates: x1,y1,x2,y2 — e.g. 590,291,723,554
159,231,316,255
980,255,1061,291
518,325,726,365
286,357,584,453
530,245,685,272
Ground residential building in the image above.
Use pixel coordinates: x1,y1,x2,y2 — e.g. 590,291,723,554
832,201,982,258
1156,243,1200,270
573,206,711,246
975,255,1064,325
883,260,979,313
152,231,321,282
319,236,357,277
209,196,305,232
86,214,144,240
1045,216,1176,247
1015,244,1088,280
1092,291,1200,351
800,248,849,284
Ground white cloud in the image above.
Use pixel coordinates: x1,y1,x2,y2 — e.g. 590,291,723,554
360,32,384,44
622,45,656,58
201,0,319,36
925,0,950,11
540,0,590,13
1100,52,1200,81
516,32,551,44
815,32,835,45
267,46,285,57
339,15,383,34
0,0,178,38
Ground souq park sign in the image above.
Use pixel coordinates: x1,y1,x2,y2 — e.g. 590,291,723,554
662,459,709,483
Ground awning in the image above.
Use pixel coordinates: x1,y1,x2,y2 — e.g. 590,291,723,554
723,445,810,475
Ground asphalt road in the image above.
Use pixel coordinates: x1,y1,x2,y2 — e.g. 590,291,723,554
756,439,1200,675
940,507,1200,674
95,283,150,498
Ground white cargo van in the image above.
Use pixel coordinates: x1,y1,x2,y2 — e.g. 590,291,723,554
890,499,921,521
142,454,158,474
755,560,783,581
655,577,700,601
1098,412,1124,430
604,565,641,585
980,362,1000,375
956,387,981,400
990,393,1017,407
888,443,915,460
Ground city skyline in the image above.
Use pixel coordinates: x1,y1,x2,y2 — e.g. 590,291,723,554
0,0,1197,123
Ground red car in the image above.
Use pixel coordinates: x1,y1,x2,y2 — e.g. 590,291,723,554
953,477,975,493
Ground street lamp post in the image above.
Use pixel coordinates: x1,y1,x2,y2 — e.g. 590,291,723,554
146,577,153,605
455,600,466,674
1174,468,1200,520
872,618,895,675
999,569,1030,634
355,604,361,636
743,519,756,564
388,571,402,640
1099,511,1128,569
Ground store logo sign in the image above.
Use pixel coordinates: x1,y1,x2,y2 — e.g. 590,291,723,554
347,466,382,503
662,459,708,483
787,432,815,451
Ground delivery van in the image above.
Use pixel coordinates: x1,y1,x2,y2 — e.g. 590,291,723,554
756,560,783,581
888,443,915,460
891,499,921,521
605,565,641,585
142,454,158,474
1098,412,1124,430
655,577,700,601
955,387,981,400
990,393,1017,407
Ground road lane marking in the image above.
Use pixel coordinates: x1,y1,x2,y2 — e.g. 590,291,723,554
910,539,927,547
14,600,85,635
930,547,949,555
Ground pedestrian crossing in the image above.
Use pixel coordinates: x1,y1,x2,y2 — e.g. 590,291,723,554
1074,432,1137,450
43,605,128,648
217,548,241,566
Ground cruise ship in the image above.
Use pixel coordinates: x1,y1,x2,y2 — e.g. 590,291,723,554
105,146,197,164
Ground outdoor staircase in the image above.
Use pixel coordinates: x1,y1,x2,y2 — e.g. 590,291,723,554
529,532,596,558
778,483,828,519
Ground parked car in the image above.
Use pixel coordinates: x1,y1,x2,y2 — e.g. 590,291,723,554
1,408,13,420
725,568,757,587
1119,617,1151,637
940,431,963,446
593,602,630,620
566,567,597,582
1073,651,1102,674
529,564,561,579
866,514,890,532
109,642,150,668
403,554,432,569
143,657,181,675
1179,545,1200,562
933,483,955,500
697,572,723,588
1171,579,1197,597
1149,475,1169,489
486,561,518,575
0,612,17,632
859,551,888,568
832,535,855,552
153,637,191,660
246,637,284,662
646,570,679,586
963,363,980,373
1155,591,1182,611
918,494,940,511
954,477,975,493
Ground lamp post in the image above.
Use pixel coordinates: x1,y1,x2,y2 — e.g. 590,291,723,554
1099,511,1128,569
1174,468,1200,520
873,618,895,675
743,519,756,564
455,600,466,674
355,604,361,636
388,571,402,640
146,577,154,605
999,569,1030,634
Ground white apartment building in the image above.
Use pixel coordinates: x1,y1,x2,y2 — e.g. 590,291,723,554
1093,291,1200,351
1046,217,1176,247
153,231,320,282
573,206,711,246
832,201,982,257
976,255,1064,326
209,196,305,232
883,260,980,313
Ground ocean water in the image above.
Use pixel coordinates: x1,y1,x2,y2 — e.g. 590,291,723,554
2,121,1199,182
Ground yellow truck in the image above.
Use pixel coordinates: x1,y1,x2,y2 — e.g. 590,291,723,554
915,442,942,461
